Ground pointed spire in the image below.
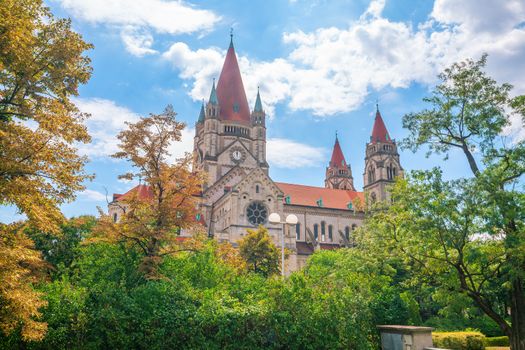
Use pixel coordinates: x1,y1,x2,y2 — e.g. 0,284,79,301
208,78,218,105
216,34,251,124
371,104,392,143
198,101,205,123
229,27,234,48
330,134,347,167
254,87,263,112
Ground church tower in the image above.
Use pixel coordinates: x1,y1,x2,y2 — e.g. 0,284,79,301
193,35,268,190
363,105,403,204
325,134,355,190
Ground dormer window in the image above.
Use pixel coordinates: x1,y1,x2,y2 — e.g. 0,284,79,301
233,103,240,112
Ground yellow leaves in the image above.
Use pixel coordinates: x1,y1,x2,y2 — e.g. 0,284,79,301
0,0,93,232
0,223,48,341
88,106,206,277
217,242,247,273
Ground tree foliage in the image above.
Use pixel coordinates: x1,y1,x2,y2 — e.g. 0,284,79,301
93,106,205,277
239,225,280,277
0,0,93,232
0,224,48,341
367,54,525,349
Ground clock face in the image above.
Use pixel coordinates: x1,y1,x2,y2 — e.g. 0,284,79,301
230,147,245,163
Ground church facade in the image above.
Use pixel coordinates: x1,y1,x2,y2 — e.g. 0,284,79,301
109,38,403,272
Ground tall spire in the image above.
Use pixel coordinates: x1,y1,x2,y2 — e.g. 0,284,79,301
198,101,205,123
330,134,347,167
208,78,218,105
254,87,263,112
216,34,251,124
371,104,392,143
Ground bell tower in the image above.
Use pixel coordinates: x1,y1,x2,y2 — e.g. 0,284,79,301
325,133,355,191
363,105,403,204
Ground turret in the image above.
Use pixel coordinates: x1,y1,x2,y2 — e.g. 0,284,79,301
251,87,267,167
325,133,355,190
363,104,403,204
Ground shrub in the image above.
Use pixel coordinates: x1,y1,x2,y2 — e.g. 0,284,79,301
484,336,509,347
432,331,485,350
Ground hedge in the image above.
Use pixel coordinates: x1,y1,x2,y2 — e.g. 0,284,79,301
432,331,485,350
484,336,509,347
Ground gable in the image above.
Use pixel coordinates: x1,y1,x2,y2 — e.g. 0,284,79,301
216,138,258,170
204,166,247,204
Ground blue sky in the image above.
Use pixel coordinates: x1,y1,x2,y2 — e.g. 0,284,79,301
2,0,525,222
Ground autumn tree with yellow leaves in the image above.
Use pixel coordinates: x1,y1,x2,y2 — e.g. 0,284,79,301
0,0,93,340
94,106,205,278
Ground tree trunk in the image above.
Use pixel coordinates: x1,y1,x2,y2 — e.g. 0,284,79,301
509,278,525,350
461,142,480,176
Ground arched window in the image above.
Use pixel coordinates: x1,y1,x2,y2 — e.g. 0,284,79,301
321,221,326,242
314,224,319,240
328,225,333,241
344,226,350,241
255,185,259,193
371,192,377,204
113,213,118,223
368,166,375,183
296,223,301,240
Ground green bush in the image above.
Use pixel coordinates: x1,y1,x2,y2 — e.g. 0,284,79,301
432,331,485,350
484,336,509,347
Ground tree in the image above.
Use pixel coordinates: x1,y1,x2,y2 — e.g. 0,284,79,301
0,223,48,341
27,216,96,271
369,55,525,348
0,0,92,341
239,225,280,277
93,106,205,277
0,0,93,232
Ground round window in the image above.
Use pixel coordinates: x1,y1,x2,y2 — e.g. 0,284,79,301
246,201,268,226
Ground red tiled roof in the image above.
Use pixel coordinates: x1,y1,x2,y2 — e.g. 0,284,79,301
216,40,251,125
276,182,364,210
330,137,347,167
115,184,153,202
371,109,392,143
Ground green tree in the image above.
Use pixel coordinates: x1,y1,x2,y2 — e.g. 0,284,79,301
27,216,96,271
239,225,280,277
367,55,524,348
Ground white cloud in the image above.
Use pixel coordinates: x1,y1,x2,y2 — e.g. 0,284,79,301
80,189,107,201
167,126,195,163
120,26,158,56
74,98,141,158
267,138,327,168
74,97,195,163
502,112,525,143
162,0,525,117
162,42,224,102
56,0,220,56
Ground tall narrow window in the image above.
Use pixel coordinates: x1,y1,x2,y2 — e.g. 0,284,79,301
345,226,350,241
113,213,118,223
321,221,326,242
256,185,259,193
328,225,333,241
371,192,377,204
296,223,301,240
314,224,319,240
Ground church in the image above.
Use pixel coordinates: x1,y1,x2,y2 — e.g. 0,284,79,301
109,37,403,271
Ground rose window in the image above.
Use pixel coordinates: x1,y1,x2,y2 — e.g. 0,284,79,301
246,201,267,226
